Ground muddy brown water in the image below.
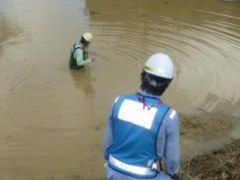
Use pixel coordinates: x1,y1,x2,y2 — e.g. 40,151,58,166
0,0,240,179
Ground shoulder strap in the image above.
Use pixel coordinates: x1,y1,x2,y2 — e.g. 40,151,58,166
73,42,82,51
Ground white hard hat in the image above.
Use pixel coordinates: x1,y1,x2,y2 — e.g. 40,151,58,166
82,32,93,43
144,53,174,79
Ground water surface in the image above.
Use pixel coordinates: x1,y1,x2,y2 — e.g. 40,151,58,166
0,0,240,179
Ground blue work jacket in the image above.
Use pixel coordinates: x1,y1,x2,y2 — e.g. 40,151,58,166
104,90,180,180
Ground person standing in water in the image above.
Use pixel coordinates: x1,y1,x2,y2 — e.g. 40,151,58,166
104,53,180,180
69,32,93,69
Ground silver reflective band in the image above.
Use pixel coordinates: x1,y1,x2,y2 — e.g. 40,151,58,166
109,155,156,176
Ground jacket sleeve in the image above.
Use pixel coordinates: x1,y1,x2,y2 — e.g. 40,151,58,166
156,109,180,175
103,105,114,160
74,48,92,66
103,97,121,160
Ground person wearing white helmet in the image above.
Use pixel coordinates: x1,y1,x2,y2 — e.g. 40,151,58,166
104,53,180,180
69,32,94,69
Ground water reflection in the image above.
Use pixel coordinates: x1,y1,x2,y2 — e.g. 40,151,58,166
0,12,22,49
70,68,96,99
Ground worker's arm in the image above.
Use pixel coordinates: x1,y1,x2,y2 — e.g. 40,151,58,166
103,104,116,160
74,48,92,66
164,109,180,175
156,109,180,175
103,97,121,160
103,117,113,160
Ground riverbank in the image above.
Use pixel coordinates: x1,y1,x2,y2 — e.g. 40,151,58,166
180,140,240,180
179,111,240,180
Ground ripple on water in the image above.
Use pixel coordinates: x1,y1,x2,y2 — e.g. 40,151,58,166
91,4,240,111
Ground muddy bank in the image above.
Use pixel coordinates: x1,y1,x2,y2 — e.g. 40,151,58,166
180,140,240,180
179,112,240,180
180,111,240,161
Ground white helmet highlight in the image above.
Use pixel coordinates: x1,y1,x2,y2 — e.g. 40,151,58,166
82,32,93,43
144,53,174,79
